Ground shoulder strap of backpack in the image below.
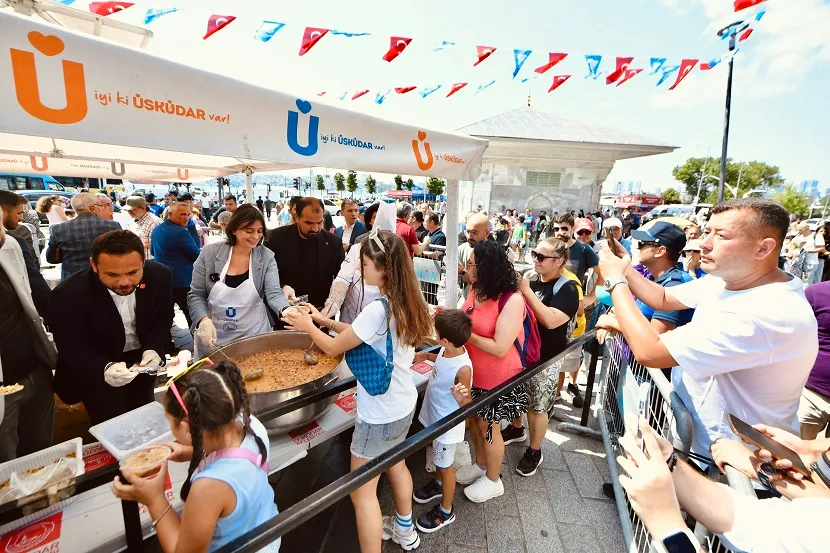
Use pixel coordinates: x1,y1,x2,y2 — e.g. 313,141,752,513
497,290,517,312
552,274,571,295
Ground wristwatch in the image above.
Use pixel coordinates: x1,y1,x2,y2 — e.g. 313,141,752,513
653,528,701,553
604,275,628,293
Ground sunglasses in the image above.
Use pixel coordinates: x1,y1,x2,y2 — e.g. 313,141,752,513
551,226,570,232
576,230,592,236
530,250,560,262
638,241,662,249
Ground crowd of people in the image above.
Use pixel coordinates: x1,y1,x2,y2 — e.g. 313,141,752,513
1,185,829,553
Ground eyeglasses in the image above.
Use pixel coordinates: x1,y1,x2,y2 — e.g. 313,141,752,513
465,305,474,315
530,250,560,262
576,230,592,236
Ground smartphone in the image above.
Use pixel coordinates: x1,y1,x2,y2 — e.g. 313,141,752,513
605,228,621,258
727,414,811,476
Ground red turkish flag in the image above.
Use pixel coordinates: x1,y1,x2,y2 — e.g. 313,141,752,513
317,92,327,96
548,75,571,93
669,59,699,90
700,62,712,71
299,27,329,56
89,2,133,16
734,0,766,12
395,87,417,94
203,15,236,40
534,53,568,74
351,90,369,100
739,28,754,41
446,83,468,97
383,37,413,62
606,56,635,85
615,68,643,87
473,46,496,67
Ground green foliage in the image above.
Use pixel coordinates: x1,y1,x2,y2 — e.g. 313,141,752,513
672,157,785,202
661,188,681,204
426,177,445,196
316,174,325,191
772,186,811,217
334,172,345,192
346,170,358,196
394,174,404,190
405,178,414,191
365,174,377,195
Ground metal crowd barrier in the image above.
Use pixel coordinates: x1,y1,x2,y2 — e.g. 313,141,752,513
596,334,756,553
414,244,446,306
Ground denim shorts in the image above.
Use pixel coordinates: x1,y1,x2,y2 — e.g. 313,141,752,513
351,410,415,460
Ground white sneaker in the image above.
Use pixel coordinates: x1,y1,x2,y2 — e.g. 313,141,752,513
463,475,504,503
381,516,421,551
455,463,486,485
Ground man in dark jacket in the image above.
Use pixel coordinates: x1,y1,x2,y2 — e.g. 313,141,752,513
150,203,200,326
264,197,344,327
333,198,366,252
50,231,174,424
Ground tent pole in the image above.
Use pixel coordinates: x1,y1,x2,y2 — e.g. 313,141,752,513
444,179,460,308
245,168,254,204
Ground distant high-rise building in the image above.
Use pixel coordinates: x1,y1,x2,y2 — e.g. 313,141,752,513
799,180,821,198
655,188,662,195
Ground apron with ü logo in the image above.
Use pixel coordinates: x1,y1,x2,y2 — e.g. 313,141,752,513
207,252,271,350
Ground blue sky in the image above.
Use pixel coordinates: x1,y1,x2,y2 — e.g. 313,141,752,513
105,0,829,192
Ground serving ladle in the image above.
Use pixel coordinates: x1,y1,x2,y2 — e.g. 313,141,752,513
304,342,319,365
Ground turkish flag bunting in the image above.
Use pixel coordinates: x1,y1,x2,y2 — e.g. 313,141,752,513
700,62,712,71
739,28,754,41
606,56,635,85
548,75,571,93
317,92,327,96
669,59,699,90
203,15,236,40
473,46,496,67
351,90,370,100
447,83,468,97
383,37,413,62
395,87,417,94
89,2,133,16
299,27,329,56
615,68,643,87
534,53,568,74
734,0,766,12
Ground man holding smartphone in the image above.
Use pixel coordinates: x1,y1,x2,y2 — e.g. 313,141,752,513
598,198,817,458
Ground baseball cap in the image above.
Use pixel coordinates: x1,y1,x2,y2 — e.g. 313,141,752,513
179,192,194,202
123,196,147,212
574,218,593,233
602,217,622,230
684,238,702,251
631,221,687,252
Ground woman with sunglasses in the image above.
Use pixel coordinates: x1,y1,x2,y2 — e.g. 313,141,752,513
454,240,528,503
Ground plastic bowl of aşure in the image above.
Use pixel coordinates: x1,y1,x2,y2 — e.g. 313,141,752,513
120,445,172,478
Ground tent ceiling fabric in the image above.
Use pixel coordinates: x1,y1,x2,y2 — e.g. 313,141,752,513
0,11,487,182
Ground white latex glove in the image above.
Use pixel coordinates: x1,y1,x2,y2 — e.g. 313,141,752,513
195,318,217,349
282,285,296,301
104,362,138,387
321,279,349,318
131,350,161,374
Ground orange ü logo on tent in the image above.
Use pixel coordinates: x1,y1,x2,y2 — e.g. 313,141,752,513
412,131,433,171
11,31,88,125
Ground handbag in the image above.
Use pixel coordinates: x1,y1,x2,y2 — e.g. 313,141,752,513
345,298,394,396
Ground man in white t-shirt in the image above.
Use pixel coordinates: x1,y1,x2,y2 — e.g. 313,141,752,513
792,222,826,285
598,198,818,457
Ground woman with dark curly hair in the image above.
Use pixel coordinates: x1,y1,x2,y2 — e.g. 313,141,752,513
36,195,68,225
455,239,527,503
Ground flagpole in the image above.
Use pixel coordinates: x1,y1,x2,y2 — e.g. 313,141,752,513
716,20,749,204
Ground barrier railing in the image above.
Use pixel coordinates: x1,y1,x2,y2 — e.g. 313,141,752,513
596,334,756,553
414,244,446,306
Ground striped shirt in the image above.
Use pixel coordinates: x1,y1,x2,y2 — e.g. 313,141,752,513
46,213,122,280
129,212,161,257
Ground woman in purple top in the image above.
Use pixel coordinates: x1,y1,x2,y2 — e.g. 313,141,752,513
801,281,830,439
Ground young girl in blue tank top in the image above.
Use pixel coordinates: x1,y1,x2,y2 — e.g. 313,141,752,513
112,361,279,552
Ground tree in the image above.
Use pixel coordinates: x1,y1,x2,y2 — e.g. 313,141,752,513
316,174,325,195
405,178,414,192
672,157,786,203
365,174,377,195
661,188,681,204
772,186,811,217
334,172,345,197
426,177,445,197
394,174,404,191
346,170,358,197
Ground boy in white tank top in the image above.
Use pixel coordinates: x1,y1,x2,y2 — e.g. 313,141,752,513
412,309,473,533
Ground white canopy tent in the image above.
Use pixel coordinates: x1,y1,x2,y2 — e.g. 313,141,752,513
0,9,489,304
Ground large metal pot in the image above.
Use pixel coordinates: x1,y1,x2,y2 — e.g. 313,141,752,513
205,331,342,435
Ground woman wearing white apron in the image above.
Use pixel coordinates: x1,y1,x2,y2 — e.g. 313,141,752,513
188,205,291,358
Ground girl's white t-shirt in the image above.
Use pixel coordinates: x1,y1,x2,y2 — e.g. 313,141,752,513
350,299,417,424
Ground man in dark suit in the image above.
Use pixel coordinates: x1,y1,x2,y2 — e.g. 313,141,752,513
264,197,344,327
50,230,174,424
333,198,365,253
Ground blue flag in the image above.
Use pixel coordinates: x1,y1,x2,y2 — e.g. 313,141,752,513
337,92,348,101
649,57,667,75
254,21,285,42
513,49,532,79
656,65,680,86
375,90,392,105
144,8,178,25
475,80,496,95
755,10,766,22
330,29,371,37
419,85,442,98
433,41,456,51
585,55,602,80
52,0,76,4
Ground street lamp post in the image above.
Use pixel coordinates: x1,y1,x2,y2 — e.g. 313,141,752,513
716,20,750,203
